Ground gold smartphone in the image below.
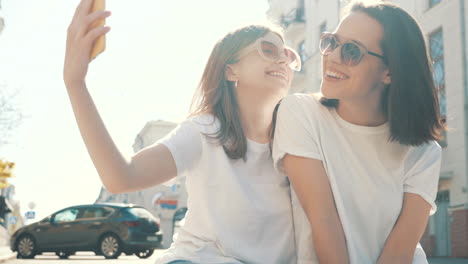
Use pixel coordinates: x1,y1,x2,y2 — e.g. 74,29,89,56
90,0,106,60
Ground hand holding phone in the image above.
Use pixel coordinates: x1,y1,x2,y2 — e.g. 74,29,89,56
90,0,106,60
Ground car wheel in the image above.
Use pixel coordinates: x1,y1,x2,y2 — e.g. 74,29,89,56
16,235,36,259
135,249,154,259
56,251,71,259
99,234,121,259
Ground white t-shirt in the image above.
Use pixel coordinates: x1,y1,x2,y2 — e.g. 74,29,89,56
154,114,296,264
273,94,441,264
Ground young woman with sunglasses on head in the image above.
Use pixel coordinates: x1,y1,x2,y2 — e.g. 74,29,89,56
63,0,302,263
273,1,444,263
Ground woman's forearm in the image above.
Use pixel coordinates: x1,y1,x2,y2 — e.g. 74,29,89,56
66,82,132,193
284,155,349,264
377,193,431,264
63,1,177,194
311,216,349,263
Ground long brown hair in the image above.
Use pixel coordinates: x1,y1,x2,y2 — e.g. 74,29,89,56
320,0,445,146
191,24,284,160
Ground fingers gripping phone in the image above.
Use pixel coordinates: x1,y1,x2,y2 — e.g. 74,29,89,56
90,0,106,60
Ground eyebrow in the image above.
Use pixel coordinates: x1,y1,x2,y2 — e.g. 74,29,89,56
351,39,366,48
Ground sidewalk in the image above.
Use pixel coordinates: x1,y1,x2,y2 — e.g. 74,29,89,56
0,247,14,263
429,258,468,264
0,226,15,263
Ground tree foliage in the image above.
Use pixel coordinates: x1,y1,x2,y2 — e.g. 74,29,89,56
0,83,24,146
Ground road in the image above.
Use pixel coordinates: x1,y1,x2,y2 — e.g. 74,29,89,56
4,251,468,264
5,250,167,264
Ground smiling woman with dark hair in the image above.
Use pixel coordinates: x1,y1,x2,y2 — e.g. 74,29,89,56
273,1,445,263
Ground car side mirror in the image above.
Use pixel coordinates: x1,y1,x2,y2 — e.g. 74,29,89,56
48,217,57,225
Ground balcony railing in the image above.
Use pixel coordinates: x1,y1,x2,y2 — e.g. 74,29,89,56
281,7,306,28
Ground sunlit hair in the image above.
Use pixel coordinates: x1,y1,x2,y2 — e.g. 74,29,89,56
320,0,445,146
190,24,284,160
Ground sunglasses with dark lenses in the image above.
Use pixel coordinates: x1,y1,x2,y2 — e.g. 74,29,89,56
239,33,302,72
319,32,385,66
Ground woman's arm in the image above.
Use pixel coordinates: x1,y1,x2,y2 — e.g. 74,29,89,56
377,193,431,264
64,0,177,193
284,154,349,264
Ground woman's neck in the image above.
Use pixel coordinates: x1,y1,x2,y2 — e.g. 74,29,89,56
237,92,282,144
336,99,387,127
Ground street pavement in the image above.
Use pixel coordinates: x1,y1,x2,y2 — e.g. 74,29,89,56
3,250,167,263
0,252,466,264
0,247,465,263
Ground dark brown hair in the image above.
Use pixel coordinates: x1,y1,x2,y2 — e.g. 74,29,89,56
191,24,283,160
320,0,445,146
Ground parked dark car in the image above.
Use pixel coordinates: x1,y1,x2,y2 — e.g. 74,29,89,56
10,203,163,259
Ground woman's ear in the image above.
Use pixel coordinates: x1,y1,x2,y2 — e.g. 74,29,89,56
225,64,239,82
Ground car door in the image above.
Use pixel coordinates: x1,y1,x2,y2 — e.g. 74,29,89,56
74,207,114,246
33,216,53,247
46,208,80,248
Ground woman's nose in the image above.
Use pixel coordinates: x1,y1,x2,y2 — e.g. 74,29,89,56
327,45,342,64
276,51,289,65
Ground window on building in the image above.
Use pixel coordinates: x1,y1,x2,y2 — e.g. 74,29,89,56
319,22,327,37
429,29,447,147
429,0,442,8
298,0,304,8
320,22,327,33
299,40,307,70
296,0,306,22
281,0,306,28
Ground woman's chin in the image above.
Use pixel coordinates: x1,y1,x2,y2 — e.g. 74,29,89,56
320,86,334,99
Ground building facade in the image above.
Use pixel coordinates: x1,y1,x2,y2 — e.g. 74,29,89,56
267,0,468,258
0,184,24,246
95,120,188,248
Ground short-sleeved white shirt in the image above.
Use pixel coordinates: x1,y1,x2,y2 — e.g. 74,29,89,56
273,94,441,264
154,114,296,264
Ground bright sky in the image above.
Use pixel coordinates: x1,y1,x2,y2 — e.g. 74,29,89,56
0,0,270,221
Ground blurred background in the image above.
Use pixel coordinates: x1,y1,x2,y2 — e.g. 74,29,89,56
0,0,467,262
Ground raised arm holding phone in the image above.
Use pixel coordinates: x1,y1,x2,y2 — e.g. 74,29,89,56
62,0,331,263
